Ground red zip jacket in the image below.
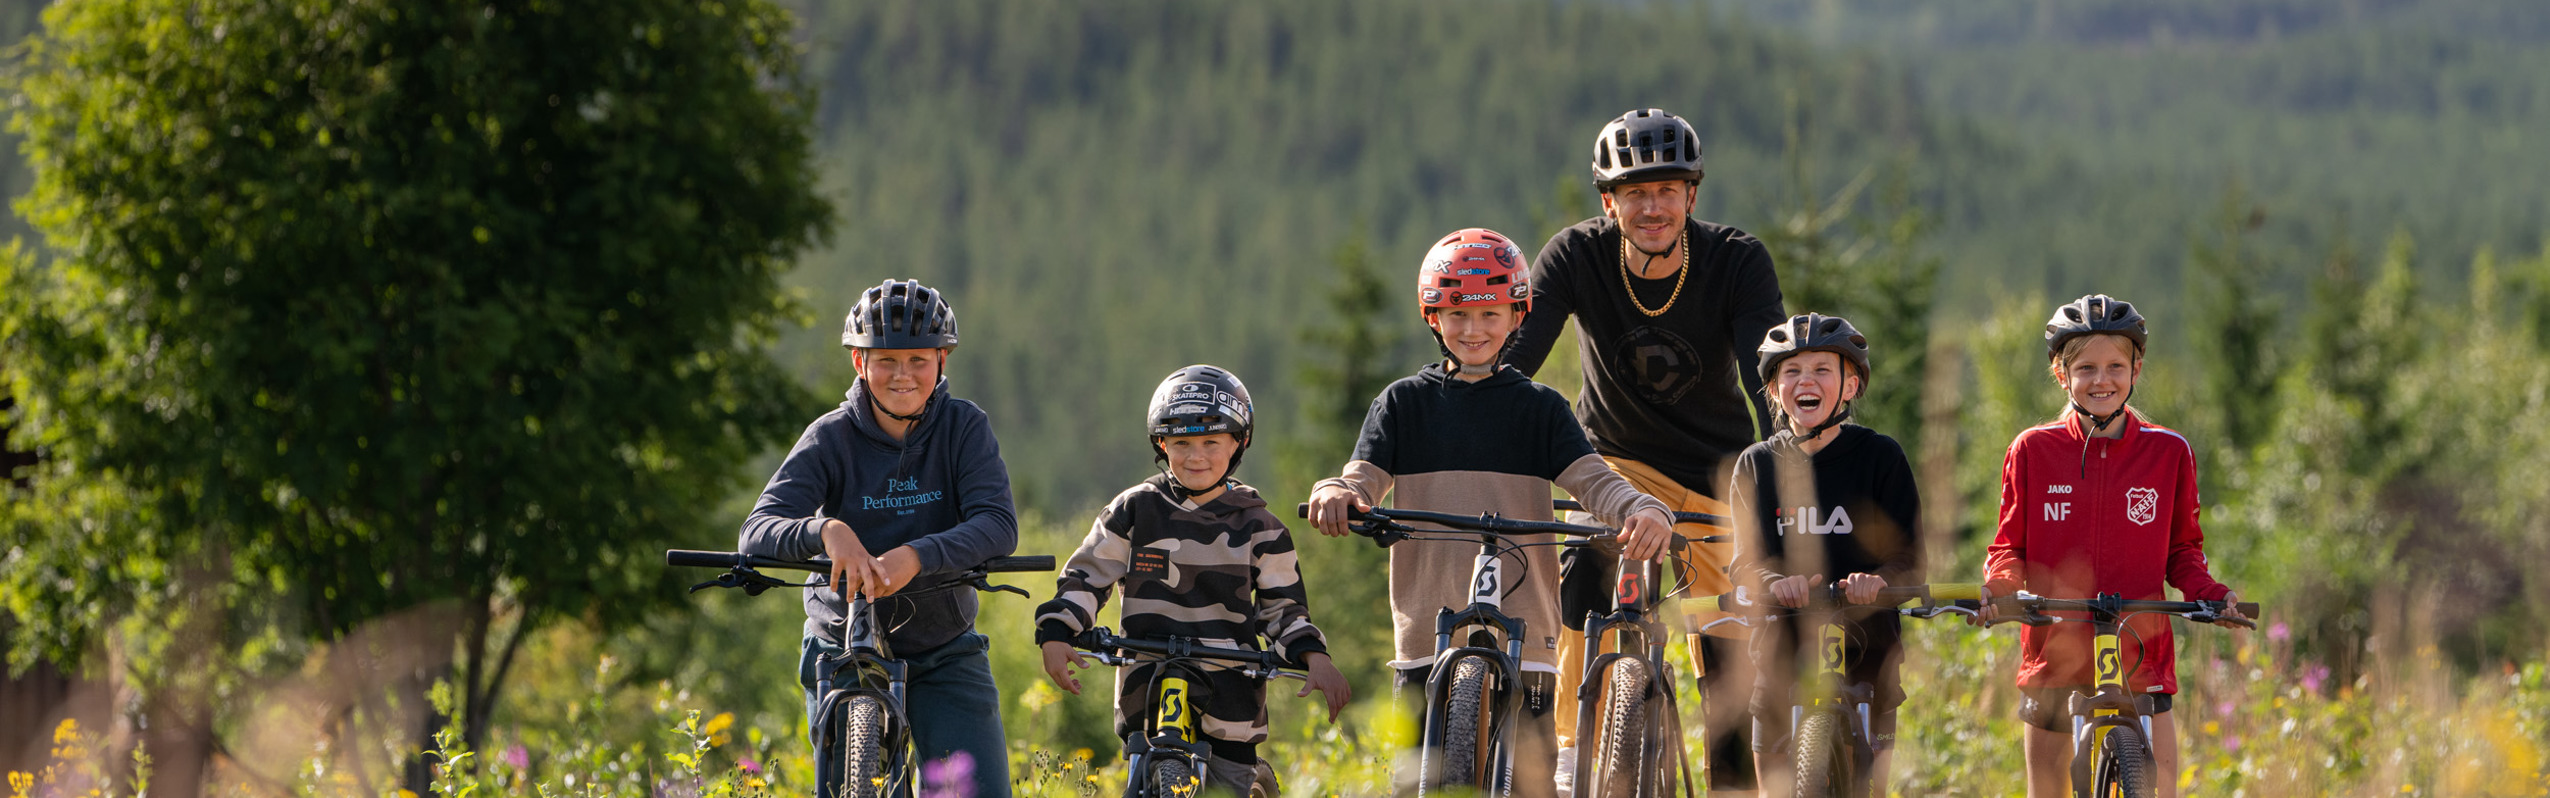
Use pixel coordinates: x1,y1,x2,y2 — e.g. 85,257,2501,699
1984,411,2230,695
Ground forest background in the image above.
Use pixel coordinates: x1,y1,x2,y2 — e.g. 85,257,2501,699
3,0,2548,795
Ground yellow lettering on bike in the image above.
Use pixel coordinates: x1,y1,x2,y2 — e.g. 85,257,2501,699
1158,678,1195,740
2095,634,2122,688
1821,623,1847,676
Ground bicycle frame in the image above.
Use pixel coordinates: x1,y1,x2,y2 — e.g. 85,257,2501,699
1074,630,1305,798
1987,591,2258,798
1571,551,1692,798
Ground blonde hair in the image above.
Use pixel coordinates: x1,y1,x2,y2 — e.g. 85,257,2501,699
2047,332,2153,425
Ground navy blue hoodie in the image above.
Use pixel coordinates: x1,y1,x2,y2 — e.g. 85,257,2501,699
739,377,1019,652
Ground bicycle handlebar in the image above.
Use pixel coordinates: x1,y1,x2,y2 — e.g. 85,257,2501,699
1295,503,1720,547
1686,583,1986,613
665,550,1055,575
1982,591,2259,628
1072,628,1305,680
1551,499,1729,528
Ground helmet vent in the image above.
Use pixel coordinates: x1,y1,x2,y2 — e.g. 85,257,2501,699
1486,275,1510,285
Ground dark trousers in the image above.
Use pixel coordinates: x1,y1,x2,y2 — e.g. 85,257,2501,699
801,632,1011,798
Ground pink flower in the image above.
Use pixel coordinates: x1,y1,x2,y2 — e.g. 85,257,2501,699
737,758,762,775
2224,734,2241,753
501,744,530,770
2301,663,2331,694
2267,621,2290,642
922,751,975,798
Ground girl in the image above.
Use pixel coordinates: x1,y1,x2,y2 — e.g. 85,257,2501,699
1981,294,2245,798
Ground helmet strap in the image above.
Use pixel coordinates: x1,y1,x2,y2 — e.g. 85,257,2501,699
2070,386,2134,479
864,378,932,423
1796,400,1854,443
1153,436,1246,503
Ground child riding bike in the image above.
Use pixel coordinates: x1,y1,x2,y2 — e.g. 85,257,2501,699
1306,227,1677,796
737,279,1021,798
1034,364,1351,796
1981,294,2248,798
1727,313,1924,796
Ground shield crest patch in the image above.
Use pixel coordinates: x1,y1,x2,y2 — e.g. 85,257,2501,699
2125,487,2159,526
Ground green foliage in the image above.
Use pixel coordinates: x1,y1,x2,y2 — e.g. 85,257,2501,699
0,0,831,778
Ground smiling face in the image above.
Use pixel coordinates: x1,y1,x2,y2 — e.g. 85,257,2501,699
852,347,945,418
1426,304,1523,373
1601,178,1698,256
1774,350,1860,434
2054,334,2141,418
1156,432,1240,496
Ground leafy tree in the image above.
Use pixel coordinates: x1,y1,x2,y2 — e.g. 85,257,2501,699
0,0,830,790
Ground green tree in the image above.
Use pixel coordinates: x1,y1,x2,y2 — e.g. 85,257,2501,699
0,0,830,791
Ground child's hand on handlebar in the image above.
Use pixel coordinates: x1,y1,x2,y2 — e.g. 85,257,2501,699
1040,640,1090,695
820,519,889,598
1768,573,1822,608
1839,572,1888,604
1305,484,1369,538
1298,652,1352,722
2216,590,2247,626
1618,507,1676,561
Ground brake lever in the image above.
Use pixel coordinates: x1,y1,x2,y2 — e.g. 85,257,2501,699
690,567,796,596
971,576,1030,598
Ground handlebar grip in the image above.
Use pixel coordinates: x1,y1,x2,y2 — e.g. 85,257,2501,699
2236,602,2260,616
665,550,744,569
983,555,1056,573
1295,502,1373,521
1296,502,1310,519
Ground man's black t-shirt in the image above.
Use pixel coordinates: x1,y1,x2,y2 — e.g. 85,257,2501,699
1511,215,1786,496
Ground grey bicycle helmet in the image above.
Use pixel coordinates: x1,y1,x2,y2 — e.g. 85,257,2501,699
842,279,959,350
2043,294,2147,359
1591,109,1705,190
1757,313,1871,384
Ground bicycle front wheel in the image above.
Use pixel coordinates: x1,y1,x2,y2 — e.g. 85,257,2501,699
1436,655,1494,789
1146,755,1199,798
1588,657,1658,798
1793,708,1854,798
2093,723,2154,798
840,695,891,798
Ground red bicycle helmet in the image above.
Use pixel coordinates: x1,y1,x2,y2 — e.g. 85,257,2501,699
1416,228,1531,313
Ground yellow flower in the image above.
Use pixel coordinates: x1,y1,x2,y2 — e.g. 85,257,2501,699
705,712,736,748
11,771,35,798
52,719,79,745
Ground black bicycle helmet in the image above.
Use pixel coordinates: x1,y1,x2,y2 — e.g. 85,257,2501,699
2043,294,2147,360
1591,109,1705,190
842,279,959,350
1146,365,1254,497
1756,313,1871,385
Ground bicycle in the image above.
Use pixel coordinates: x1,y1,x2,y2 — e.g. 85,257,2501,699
666,548,1055,798
1982,592,2257,798
1303,502,1709,797
1062,627,1307,798
1551,499,1726,798
1686,582,1983,798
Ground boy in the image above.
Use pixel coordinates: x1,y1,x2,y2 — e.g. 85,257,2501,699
738,279,1019,798
1305,228,1677,796
1035,364,1351,797
1728,313,1922,795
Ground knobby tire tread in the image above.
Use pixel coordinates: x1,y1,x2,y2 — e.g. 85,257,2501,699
1439,656,1493,790
1592,658,1655,798
840,696,889,798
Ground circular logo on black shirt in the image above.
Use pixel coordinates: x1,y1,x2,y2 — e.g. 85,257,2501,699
1608,326,1705,405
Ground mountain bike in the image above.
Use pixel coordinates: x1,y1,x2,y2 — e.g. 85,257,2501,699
1303,502,1694,797
666,548,1055,798
1064,628,1306,798
1551,499,1726,798
1984,592,2257,798
1688,582,1983,798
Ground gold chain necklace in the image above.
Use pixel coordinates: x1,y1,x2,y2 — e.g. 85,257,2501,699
1619,224,1690,317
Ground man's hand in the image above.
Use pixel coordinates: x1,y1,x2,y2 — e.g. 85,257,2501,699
1040,640,1089,695
1617,507,1676,561
870,547,923,597
1971,585,1999,627
819,519,885,598
1768,573,1822,608
1297,653,1352,722
1306,484,1370,538
1839,572,1888,605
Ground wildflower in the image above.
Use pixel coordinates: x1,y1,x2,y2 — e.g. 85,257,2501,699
921,751,975,798
501,744,530,770
2224,735,2241,754
2301,663,2331,694
2267,621,2289,642
737,757,762,775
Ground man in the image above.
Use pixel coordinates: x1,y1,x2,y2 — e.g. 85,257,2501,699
1509,108,1787,795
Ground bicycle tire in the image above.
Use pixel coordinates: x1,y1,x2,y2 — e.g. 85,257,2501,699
840,695,890,798
1590,657,1654,798
1437,656,1493,788
1147,755,1199,798
2094,723,2154,798
1793,709,1853,798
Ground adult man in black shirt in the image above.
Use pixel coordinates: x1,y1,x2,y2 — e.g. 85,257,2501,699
1509,108,1787,795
